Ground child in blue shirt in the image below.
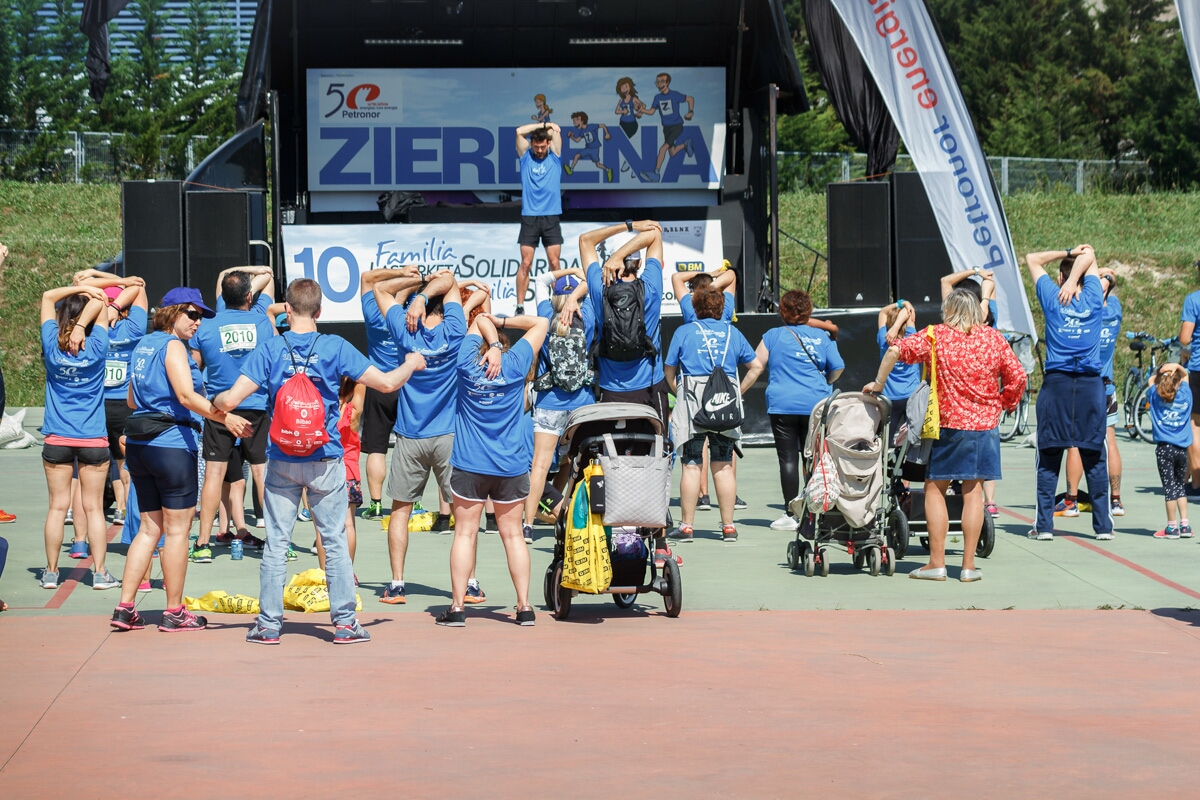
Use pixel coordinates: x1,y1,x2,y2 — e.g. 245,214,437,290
1149,363,1194,539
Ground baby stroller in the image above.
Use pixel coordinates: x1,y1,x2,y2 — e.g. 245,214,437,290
542,403,681,620
786,391,905,577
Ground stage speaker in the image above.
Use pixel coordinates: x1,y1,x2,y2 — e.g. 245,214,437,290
122,180,184,308
186,191,251,308
826,182,891,307
892,171,953,303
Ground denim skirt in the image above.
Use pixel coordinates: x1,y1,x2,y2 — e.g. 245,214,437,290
926,426,1002,481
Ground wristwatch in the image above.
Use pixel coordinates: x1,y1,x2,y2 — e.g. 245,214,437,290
625,219,634,233
488,341,502,350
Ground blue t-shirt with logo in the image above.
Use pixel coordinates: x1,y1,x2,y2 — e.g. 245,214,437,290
651,90,688,125
1099,295,1123,394
103,306,148,402
1180,290,1200,371
386,302,466,439
878,325,920,401
129,331,204,450
520,149,562,216
41,320,108,440
361,290,400,370
617,98,637,122
679,292,734,324
239,331,372,462
216,291,272,316
666,319,755,379
760,324,844,416
452,335,535,478
571,123,603,150
188,308,275,410
586,260,664,392
535,298,596,412
1037,274,1103,374
1151,381,1193,448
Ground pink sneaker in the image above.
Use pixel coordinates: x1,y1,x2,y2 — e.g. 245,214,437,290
985,502,999,518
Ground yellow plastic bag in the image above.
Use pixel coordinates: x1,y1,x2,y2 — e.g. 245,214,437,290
921,327,940,440
282,568,363,612
185,590,260,615
561,463,612,594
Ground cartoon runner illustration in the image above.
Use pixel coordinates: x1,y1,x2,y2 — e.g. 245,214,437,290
564,111,614,183
613,76,646,138
638,72,695,183
531,93,553,124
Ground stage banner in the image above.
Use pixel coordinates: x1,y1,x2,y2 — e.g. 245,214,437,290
827,0,1035,337
1177,1,1200,106
306,68,725,192
281,221,723,322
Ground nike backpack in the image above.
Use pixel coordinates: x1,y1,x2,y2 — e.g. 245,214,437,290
599,279,657,362
268,334,329,457
691,323,743,432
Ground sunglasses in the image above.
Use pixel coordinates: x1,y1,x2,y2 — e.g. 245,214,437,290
183,309,203,321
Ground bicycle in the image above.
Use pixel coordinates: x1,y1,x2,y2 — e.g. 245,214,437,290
1122,331,1181,442
999,332,1038,442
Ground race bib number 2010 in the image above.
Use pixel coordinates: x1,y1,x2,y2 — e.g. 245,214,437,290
220,324,258,353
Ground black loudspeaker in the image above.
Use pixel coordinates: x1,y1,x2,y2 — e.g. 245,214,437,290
892,171,953,303
186,191,251,308
122,180,184,308
826,182,892,307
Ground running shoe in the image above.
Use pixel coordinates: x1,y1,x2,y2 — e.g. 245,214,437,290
654,547,682,568
563,163,574,175
985,502,999,518
769,514,798,531
285,545,298,562
1154,526,1179,540
1110,498,1125,517
189,542,213,563
241,534,266,551
734,496,748,510
1053,499,1079,517
722,524,739,543
1027,529,1054,541
158,607,207,632
333,622,371,644
515,607,536,627
485,513,497,534
246,625,281,645
431,513,452,534
65,508,73,526
638,169,661,183
92,569,120,590
604,167,613,183
297,508,312,523
360,501,384,520
68,541,89,559
436,607,466,627
1095,531,1115,541
522,525,534,544
137,580,152,593
0,508,15,523
464,582,486,604
40,569,59,589
255,516,265,529
380,584,407,605
113,508,126,525
666,524,694,543
214,530,236,545
685,138,694,158
110,605,145,631
1180,524,1194,539
696,494,712,511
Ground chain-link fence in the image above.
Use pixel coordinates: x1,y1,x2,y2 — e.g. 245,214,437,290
778,151,1152,194
0,129,219,183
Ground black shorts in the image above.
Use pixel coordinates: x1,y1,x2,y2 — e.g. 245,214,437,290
451,469,531,504
1190,371,1200,414
361,387,399,454
600,378,671,433
517,215,563,248
201,408,268,465
105,399,132,459
662,123,684,147
42,444,110,466
224,446,245,483
126,444,199,511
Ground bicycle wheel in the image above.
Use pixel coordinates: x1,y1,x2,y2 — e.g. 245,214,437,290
1122,368,1141,439
1133,385,1154,443
1014,388,1031,436
999,407,1020,441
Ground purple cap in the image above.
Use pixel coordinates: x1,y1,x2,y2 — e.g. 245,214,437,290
160,286,216,318
553,275,580,296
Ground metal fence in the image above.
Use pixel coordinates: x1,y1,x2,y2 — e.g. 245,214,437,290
778,151,1152,194
0,129,220,183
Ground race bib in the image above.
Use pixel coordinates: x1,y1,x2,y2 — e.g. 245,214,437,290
104,359,128,388
220,324,258,353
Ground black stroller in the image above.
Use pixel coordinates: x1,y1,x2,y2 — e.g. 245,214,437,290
542,403,681,620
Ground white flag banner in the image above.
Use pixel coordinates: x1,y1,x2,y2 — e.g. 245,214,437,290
828,0,1035,337
1177,1,1200,104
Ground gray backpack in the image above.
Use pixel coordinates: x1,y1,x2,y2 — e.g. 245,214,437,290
534,316,594,393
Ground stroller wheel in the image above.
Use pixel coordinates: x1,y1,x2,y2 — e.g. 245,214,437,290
920,536,931,552
977,512,997,559
868,546,881,576
819,548,830,577
885,546,897,576
888,508,910,561
542,563,557,610
803,547,815,577
613,591,637,609
787,540,801,571
550,560,572,620
662,557,682,618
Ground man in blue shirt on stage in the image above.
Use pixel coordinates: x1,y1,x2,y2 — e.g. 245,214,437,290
514,121,564,316
639,72,695,184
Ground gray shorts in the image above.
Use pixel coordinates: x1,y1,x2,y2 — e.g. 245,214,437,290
532,406,573,437
386,433,454,504
451,468,530,504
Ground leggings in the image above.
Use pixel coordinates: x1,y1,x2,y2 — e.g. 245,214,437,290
770,413,811,506
1156,443,1189,501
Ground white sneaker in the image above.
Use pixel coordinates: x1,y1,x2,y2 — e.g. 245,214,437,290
1027,529,1054,541
1095,531,1115,541
770,513,798,531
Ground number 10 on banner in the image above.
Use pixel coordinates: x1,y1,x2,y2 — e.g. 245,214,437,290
292,247,361,302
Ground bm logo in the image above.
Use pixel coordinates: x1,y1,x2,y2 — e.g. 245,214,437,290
675,261,704,273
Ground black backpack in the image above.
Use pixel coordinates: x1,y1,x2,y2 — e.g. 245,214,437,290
690,322,743,432
599,279,657,363
534,315,594,393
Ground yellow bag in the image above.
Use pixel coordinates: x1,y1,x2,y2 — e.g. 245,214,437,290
561,463,613,594
921,327,940,440
282,568,364,613
185,590,260,615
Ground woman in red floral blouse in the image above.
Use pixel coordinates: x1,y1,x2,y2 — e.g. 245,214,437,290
865,290,1026,582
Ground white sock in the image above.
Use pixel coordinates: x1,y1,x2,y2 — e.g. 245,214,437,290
467,578,479,589
390,580,404,590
